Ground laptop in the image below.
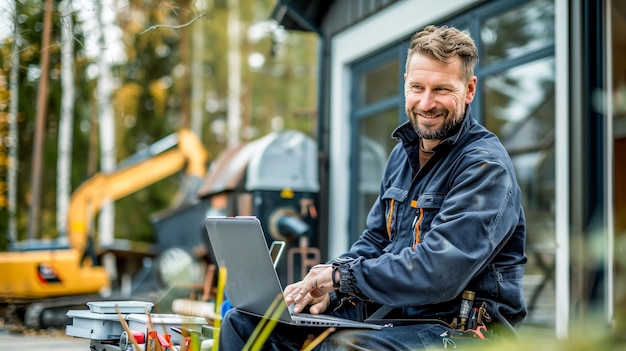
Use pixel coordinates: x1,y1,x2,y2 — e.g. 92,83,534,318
204,216,382,330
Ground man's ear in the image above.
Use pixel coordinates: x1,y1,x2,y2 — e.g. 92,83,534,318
465,76,477,104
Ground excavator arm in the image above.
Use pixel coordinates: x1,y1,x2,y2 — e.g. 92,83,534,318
67,128,209,256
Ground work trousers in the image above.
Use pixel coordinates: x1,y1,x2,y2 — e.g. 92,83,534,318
218,309,487,351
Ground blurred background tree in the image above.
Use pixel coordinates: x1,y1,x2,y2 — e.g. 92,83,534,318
0,0,318,247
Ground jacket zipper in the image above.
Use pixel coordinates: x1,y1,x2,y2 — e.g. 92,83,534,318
386,199,395,239
412,207,424,250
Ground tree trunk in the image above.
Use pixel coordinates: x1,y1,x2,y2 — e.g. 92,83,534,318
190,0,205,136
57,0,75,238
227,0,241,147
27,0,54,240
178,0,191,128
7,4,21,243
95,0,117,281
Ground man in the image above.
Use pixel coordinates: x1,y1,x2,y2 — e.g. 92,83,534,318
219,24,527,350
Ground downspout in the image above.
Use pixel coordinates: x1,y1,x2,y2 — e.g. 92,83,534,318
316,34,331,261
555,0,571,338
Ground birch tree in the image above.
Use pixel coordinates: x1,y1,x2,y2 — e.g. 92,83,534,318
56,0,75,238
190,0,206,136
95,0,117,280
227,0,242,147
6,3,20,243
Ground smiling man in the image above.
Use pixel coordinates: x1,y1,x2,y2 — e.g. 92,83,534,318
219,25,527,351
405,28,477,150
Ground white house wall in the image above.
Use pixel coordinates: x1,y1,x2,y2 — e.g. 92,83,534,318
554,0,570,338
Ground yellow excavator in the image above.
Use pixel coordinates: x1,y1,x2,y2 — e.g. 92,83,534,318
0,129,209,329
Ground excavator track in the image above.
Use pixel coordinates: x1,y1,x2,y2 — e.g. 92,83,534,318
1,295,100,332
0,302,26,332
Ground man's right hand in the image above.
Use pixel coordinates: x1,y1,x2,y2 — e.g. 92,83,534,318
284,280,331,314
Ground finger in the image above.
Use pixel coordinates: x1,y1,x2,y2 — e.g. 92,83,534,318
285,292,301,306
293,294,313,313
284,281,304,303
293,280,315,303
308,295,330,315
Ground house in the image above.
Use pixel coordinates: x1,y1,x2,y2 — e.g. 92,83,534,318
271,0,626,338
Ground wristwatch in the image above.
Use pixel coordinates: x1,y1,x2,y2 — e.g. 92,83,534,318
331,265,340,288
331,257,354,289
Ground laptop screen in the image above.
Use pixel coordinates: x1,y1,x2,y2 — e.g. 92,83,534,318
205,216,292,321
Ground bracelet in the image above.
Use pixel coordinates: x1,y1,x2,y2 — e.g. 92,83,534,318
331,265,340,288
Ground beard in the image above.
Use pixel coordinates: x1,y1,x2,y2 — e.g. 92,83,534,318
407,107,465,140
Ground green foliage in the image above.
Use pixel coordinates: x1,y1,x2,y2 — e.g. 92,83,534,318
444,325,623,351
0,0,319,247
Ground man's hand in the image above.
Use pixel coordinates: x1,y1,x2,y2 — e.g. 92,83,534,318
284,264,335,313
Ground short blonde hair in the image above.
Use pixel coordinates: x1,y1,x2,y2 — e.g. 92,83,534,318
407,25,478,82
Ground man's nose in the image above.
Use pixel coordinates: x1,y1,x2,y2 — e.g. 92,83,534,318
418,91,437,111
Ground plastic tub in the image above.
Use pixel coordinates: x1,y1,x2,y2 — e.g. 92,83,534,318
87,300,154,314
65,310,127,340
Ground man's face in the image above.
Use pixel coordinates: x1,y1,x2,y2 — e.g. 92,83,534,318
404,53,476,140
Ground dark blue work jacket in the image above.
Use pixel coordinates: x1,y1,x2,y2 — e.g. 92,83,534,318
334,106,527,332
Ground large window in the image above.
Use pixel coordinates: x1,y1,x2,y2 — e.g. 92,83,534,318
350,0,555,327
350,48,405,243
478,0,555,327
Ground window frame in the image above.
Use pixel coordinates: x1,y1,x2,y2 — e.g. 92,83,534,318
348,45,406,242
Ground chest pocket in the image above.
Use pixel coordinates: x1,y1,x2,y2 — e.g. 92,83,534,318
381,186,408,241
415,193,445,240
